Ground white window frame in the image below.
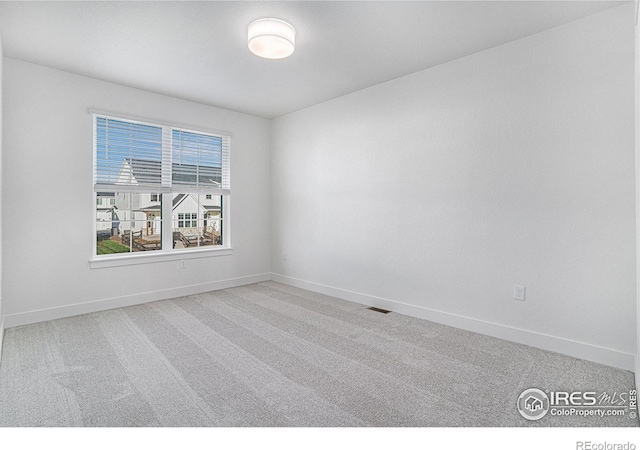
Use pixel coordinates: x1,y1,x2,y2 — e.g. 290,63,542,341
90,110,232,269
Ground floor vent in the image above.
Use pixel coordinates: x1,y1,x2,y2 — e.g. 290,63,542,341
366,306,391,314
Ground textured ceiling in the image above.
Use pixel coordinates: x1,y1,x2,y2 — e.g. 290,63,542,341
0,1,625,118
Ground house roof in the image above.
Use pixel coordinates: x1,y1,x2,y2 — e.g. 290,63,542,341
172,193,221,212
124,158,221,187
140,205,162,212
173,193,187,208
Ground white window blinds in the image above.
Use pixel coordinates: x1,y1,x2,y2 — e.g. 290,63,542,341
94,116,166,192
93,114,230,194
172,129,231,193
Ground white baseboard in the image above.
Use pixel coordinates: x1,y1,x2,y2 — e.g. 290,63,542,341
4,271,634,372
4,273,271,329
271,273,635,371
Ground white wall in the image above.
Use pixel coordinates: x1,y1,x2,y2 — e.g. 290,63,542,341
0,33,4,360
271,5,636,369
2,59,271,324
635,2,640,395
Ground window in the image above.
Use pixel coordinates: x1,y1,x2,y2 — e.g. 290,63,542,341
96,193,115,208
93,114,230,259
177,213,197,228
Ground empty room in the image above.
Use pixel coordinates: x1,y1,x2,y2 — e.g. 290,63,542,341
0,0,638,443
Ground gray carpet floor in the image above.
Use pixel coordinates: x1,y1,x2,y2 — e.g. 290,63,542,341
0,281,636,427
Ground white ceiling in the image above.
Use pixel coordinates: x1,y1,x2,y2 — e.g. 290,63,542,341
0,1,626,119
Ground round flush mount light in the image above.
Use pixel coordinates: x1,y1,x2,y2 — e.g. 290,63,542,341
248,18,295,59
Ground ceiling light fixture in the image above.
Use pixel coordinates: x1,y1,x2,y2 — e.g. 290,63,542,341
248,18,295,60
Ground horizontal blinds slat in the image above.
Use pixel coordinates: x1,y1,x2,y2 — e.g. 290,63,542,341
168,187,230,195
93,184,228,195
93,184,171,194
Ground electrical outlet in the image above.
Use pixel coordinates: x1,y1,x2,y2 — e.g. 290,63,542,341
514,285,525,301
180,260,187,269
283,251,287,260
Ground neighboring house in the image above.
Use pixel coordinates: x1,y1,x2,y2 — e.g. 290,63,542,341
97,159,222,237
96,192,116,232
170,193,221,235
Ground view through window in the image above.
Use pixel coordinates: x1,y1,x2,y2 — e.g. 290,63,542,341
94,115,229,257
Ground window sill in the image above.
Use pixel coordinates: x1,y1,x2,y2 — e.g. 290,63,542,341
90,247,233,269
